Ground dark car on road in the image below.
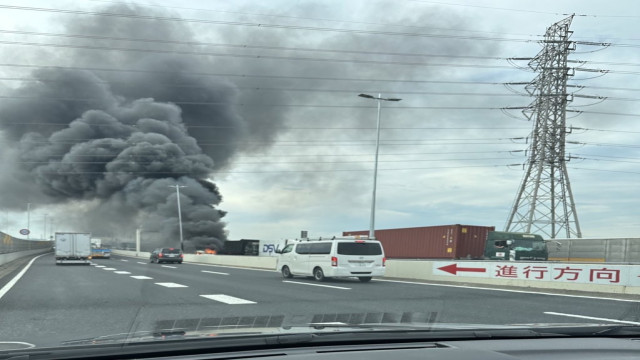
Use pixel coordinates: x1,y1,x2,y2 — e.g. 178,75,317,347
150,248,183,264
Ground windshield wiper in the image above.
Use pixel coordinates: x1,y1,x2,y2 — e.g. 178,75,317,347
593,325,640,337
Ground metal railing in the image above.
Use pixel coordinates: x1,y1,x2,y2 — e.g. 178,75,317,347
547,238,640,263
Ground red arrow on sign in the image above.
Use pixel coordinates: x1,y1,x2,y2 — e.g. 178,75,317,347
438,263,487,275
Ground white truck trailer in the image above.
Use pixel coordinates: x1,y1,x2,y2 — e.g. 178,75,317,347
55,232,92,265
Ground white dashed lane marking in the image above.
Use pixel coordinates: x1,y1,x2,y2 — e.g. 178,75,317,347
114,271,131,275
94,265,106,268
102,268,117,271
201,270,230,276
130,276,153,280
161,265,177,269
155,282,188,288
137,262,147,265
200,294,256,304
120,259,129,262
282,281,351,290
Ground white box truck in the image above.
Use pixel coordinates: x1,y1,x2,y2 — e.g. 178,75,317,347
55,232,92,265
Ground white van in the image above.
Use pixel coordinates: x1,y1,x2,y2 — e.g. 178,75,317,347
276,239,386,282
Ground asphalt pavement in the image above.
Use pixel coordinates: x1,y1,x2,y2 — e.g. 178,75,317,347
0,253,639,348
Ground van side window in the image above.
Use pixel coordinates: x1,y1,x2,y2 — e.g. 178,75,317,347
310,242,332,254
281,244,294,254
295,243,310,254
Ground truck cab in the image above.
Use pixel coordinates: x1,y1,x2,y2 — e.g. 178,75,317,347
484,231,548,261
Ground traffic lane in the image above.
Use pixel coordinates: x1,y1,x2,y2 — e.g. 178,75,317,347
366,279,640,326
1,253,638,348
96,257,640,328
0,254,277,347
78,257,640,328
104,255,401,304
106,255,640,326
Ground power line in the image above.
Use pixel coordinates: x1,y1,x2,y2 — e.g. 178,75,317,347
0,29,519,61
30,163,525,175
0,4,538,43
34,150,525,158
408,0,640,18
0,40,518,70
569,167,640,175
0,63,506,84
85,0,545,39
2,77,639,98
0,122,530,131
15,157,517,165
0,94,511,109
3,28,636,66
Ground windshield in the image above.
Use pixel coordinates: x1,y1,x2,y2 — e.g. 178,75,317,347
0,0,638,355
161,248,181,254
512,240,547,251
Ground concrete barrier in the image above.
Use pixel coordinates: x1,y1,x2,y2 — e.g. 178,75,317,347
0,248,52,266
111,250,640,295
387,259,640,295
111,250,278,270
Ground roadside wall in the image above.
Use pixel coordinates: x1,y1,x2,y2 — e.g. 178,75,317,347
111,250,640,295
0,248,52,266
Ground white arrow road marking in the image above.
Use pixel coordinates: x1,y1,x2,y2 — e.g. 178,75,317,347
200,295,256,304
155,282,188,288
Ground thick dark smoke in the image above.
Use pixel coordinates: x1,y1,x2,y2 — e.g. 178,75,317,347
0,3,286,250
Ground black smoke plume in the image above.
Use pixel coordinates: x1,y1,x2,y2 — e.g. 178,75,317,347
0,3,285,250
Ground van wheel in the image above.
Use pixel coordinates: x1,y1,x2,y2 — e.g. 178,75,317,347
358,277,372,282
281,266,293,279
313,267,325,282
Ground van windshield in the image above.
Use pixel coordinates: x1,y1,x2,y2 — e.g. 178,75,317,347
337,242,382,256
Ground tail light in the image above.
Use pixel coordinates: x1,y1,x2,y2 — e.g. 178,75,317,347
180,254,184,258
383,257,386,267
331,256,338,266
158,253,163,257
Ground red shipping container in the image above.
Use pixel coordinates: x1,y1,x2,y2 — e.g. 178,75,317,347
343,224,495,259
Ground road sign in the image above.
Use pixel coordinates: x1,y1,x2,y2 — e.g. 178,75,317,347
19,229,30,235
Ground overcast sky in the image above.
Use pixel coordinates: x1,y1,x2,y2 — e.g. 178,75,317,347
0,0,638,243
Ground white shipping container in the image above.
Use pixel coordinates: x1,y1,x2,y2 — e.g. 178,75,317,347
55,232,92,265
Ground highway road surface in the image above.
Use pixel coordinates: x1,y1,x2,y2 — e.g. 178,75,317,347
0,253,639,348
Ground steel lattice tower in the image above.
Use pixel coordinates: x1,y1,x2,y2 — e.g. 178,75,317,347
505,15,582,239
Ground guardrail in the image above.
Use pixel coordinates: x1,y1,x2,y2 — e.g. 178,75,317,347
548,238,640,263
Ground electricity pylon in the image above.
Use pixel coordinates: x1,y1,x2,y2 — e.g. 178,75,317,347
505,15,582,239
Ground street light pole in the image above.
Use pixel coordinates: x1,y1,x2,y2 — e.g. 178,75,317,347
43,213,48,241
169,185,187,251
358,93,402,240
27,203,31,240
